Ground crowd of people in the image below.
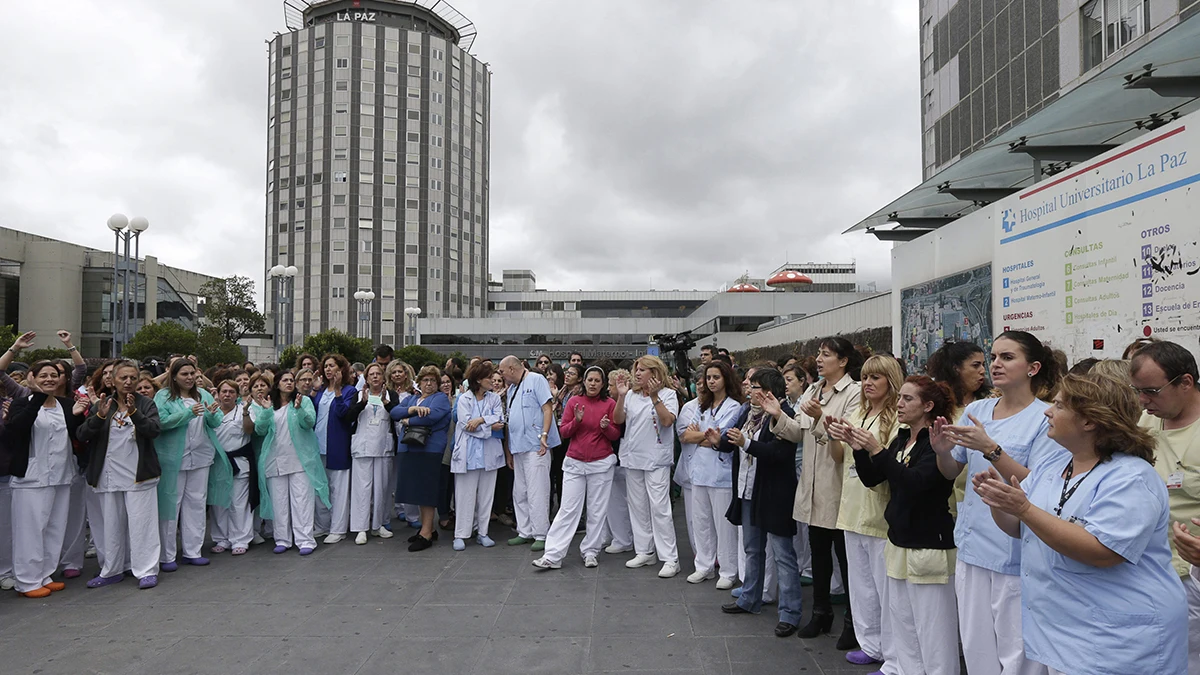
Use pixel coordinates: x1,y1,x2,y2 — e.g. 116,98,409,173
1,329,1199,674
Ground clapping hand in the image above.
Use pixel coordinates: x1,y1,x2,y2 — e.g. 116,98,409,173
1171,518,1200,567
799,397,823,422
72,393,90,416
207,401,220,413
599,414,611,430
616,378,630,397
293,394,303,409
943,414,996,452
11,331,35,351
825,417,853,443
96,393,115,419
760,391,783,418
929,417,955,454
703,427,721,447
190,402,205,416
574,403,585,423
973,467,1030,517
727,427,745,447
646,376,664,396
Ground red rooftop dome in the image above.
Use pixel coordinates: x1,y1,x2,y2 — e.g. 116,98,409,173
766,270,813,286
727,283,761,292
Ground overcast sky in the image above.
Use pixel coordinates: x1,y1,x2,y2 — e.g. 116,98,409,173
0,0,919,296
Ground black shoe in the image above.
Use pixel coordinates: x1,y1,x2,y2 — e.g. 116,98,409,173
774,622,799,637
796,612,834,638
836,619,859,650
407,533,423,543
721,602,751,614
408,535,434,552
430,530,439,541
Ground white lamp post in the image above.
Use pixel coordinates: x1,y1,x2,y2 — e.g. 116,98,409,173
107,213,150,357
354,289,376,338
268,264,299,356
404,306,422,347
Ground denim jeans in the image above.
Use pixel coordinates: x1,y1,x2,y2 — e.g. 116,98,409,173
736,499,804,625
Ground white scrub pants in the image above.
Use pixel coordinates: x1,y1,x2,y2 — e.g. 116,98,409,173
322,466,350,536
740,526,776,602
351,456,394,533
0,480,13,580
625,467,678,564
955,559,1046,675
453,468,497,540
889,575,960,675
512,450,551,541
679,483,695,555
543,458,614,562
603,466,633,549
269,472,316,549
1186,566,1200,675
845,531,898,672
12,484,71,593
59,474,87,571
690,485,737,581
210,473,253,549
98,488,160,580
159,466,210,562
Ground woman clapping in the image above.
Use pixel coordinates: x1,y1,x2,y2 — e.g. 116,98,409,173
346,363,399,544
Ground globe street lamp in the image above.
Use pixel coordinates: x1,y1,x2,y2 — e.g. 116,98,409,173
107,213,150,357
403,306,422,347
268,264,299,356
353,289,376,338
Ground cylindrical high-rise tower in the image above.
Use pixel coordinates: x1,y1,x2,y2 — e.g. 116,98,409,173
266,0,490,346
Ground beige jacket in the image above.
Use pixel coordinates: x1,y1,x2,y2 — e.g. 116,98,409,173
772,373,861,529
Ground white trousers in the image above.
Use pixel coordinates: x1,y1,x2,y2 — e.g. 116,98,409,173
59,474,87,571
625,467,678,564
159,466,209,562
98,488,160,579
956,559,1046,675
0,480,13,579
544,460,614,562
12,484,71,592
740,525,776,602
453,469,497,540
84,487,109,571
512,451,551,540
351,456,394,533
325,467,351,535
845,532,899,673
210,473,253,549
1186,566,1200,675
889,575,961,675
269,472,316,549
679,483,696,555
603,466,633,549
794,521,812,577
690,485,737,580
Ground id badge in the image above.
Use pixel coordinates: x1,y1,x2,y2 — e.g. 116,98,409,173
848,464,859,479
1167,471,1184,490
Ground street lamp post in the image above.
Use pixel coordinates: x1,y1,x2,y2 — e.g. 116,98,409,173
268,264,299,357
106,213,150,357
404,306,422,347
353,289,375,338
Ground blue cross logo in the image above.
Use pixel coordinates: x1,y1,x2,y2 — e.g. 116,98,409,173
1001,209,1016,233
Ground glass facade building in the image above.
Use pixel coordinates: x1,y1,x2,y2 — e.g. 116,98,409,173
266,0,490,346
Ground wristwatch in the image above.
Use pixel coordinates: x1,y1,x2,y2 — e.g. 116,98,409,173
983,445,1004,462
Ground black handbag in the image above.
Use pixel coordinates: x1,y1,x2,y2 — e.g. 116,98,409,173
401,424,431,447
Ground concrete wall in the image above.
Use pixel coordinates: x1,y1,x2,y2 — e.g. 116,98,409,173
17,241,85,347
738,293,893,351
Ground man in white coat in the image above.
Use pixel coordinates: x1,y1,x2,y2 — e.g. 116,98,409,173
498,356,560,552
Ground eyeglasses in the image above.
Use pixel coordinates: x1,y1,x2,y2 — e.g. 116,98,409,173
1131,374,1182,397
748,385,763,391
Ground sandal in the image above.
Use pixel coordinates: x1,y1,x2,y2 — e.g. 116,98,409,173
232,547,247,556
211,545,228,554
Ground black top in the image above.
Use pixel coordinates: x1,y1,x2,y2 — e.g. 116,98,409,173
78,393,163,487
853,426,955,550
722,404,800,537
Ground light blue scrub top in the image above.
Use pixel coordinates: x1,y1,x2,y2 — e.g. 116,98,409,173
506,371,560,454
952,397,1068,575
314,389,335,456
1019,452,1187,675
686,398,745,489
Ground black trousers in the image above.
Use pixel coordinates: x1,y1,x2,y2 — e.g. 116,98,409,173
808,525,851,617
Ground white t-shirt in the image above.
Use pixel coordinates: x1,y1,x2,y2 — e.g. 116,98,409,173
265,405,303,478
180,398,216,470
96,413,155,492
215,406,251,474
620,389,680,471
351,397,392,458
13,403,77,489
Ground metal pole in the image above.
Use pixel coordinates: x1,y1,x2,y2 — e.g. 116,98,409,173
122,233,131,347
273,277,281,358
111,232,120,357
133,233,141,333
285,278,293,349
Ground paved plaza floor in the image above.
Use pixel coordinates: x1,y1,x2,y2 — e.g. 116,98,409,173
0,512,875,675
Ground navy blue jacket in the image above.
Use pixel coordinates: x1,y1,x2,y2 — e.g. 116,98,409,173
310,385,357,471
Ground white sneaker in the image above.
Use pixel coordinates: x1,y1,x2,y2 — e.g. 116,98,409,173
583,554,599,568
605,543,632,554
686,569,715,584
323,533,344,544
658,562,681,579
252,533,266,545
355,532,368,545
0,576,14,591
715,577,736,590
625,553,658,568
532,557,561,570
84,546,97,559
376,527,394,539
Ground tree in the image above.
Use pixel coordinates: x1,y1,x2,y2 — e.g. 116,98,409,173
394,345,446,371
0,325,17,351
21,348,71,363
199,275,266,343
194,325,246,369
280,328,372,368
123,321,198,363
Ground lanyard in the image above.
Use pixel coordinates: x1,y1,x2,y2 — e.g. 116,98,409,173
1055,459,1092,516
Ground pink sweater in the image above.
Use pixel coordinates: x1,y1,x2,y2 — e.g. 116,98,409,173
558,395,620,462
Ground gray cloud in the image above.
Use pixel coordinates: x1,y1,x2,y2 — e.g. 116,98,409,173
0,0,917,297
